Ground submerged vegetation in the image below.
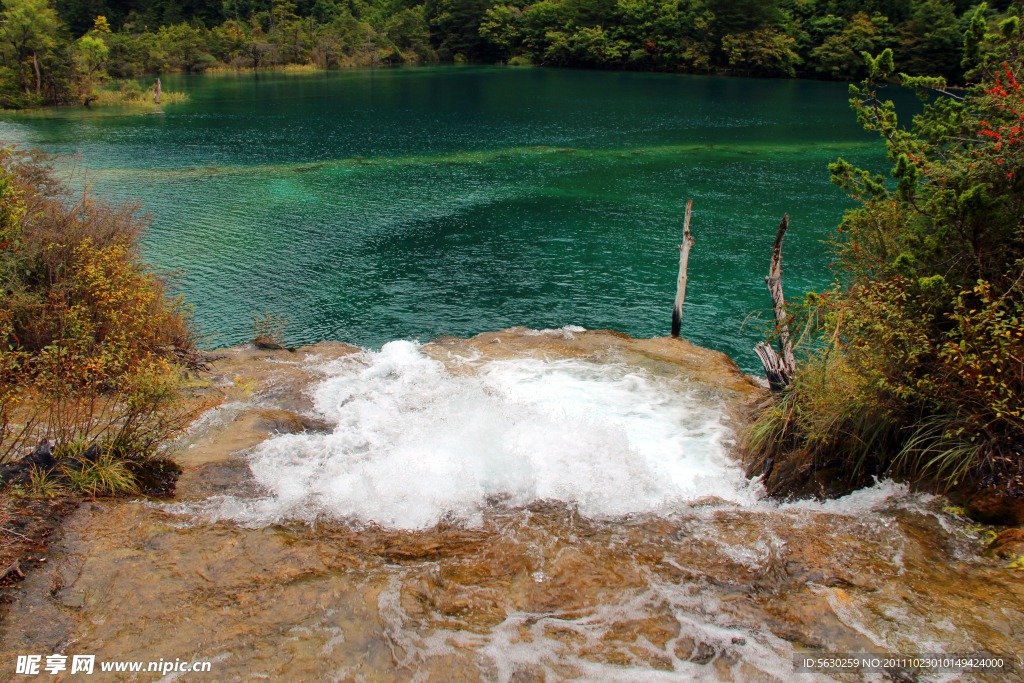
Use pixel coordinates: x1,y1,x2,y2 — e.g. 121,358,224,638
0,147,209,495
746,5,1024,497
2,0,1023,106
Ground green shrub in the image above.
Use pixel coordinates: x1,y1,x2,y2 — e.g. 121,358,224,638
746,11,1024,494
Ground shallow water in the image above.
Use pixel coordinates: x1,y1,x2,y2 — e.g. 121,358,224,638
0,67,909,372
2,331,1021,682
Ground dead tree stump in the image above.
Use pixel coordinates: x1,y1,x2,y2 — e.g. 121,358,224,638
671,200,695,338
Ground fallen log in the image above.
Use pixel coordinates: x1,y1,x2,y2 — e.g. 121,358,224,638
0,559,24,581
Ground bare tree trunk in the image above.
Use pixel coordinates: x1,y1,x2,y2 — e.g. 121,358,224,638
754,342,788,393
269,2,276,38
671,199,694,338
765,214,796,380
153,77,161,104
19,60,29,95
32,52,41,95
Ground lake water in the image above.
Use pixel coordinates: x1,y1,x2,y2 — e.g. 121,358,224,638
0,66,890,370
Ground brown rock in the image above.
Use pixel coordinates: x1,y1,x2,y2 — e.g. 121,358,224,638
756,453,856,501
255,409,332,434
986,528,1024,559
428,335,465,345
761,451,814,499
965,488,1024,526
253,335,286,350
808,467,854,499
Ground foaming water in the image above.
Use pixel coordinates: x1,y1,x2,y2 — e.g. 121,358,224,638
195,340,754,529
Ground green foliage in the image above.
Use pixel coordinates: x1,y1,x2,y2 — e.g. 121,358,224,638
747,23,1024,494
722,27,801,77
0,0,60,101
76,34,108,89
897,0,962,80
0,0,1019,102
810,13,886,80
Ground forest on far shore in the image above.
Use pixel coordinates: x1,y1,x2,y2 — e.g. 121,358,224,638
0,0,1017,107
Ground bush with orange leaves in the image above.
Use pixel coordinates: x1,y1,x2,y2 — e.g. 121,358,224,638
0,147,208,466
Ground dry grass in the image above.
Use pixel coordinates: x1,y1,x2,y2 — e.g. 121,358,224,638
742,348,903,488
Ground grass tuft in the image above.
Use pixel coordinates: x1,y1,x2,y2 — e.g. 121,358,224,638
64,453,139,498
8,467,66,498
893,418,989,492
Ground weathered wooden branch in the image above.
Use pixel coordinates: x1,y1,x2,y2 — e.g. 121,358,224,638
754,342,789,393
32,52,41,95
0,526,34,543
0,559,24,581
153,78,161,104
754,214,795,391
765,215,795,378
671,199,695,338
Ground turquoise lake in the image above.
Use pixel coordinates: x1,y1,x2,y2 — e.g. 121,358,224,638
0,66,896,372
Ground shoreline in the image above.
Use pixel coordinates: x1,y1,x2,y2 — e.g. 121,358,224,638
0,61,866,114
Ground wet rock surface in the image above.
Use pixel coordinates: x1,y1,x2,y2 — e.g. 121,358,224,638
987,528,1024,559
422,328,763,415
0,330,1021,682
0,498,79,607
964,488,1024,527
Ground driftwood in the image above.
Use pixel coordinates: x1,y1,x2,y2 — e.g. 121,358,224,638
0,560,24,581
763,215,795,385
153,78,161,104
0,526,35,544
671,200,695,338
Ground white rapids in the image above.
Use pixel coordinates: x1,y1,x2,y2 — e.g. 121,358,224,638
197,339,759,529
